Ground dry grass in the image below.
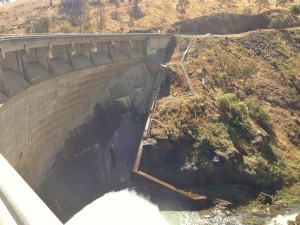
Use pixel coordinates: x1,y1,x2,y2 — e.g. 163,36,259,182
1,0,300,33
151,29,300,187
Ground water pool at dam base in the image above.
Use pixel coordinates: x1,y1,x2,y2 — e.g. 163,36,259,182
65,189,300,225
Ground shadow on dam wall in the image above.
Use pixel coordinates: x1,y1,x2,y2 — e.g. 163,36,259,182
39,99,146,223
25,61,160,223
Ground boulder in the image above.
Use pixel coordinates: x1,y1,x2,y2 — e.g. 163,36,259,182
257,192,272,205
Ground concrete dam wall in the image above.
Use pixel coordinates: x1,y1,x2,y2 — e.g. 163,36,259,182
0,34,172,223
0,59,159,221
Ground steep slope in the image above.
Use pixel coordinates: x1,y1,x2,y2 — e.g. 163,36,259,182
140,28,300,206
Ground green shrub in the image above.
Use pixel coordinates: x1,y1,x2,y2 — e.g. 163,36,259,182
291,5,300,16
82,21,95,33
229,117,254,140
277,49,288,59
211,122,229,138
192,135,215,170
294,35,300,43
246,97,270,127
0,25,8,34
271,58,281,70
24,25,32,33
268,15,288,29
210,122,232,151
177,116,198,138
59,22,75,33
216,93,237,113
216,93,254,140
187,97,203,115
230,101,248,121
249,157,284,189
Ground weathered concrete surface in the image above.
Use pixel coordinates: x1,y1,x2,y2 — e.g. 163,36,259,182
26,61,52,82
0,92,7,103
111,50,129,62
0,59,151,190
71,54,93,70
38,61,157,222
92,52,112,65
129,48,145,59
0,57,158,222
49,57,73,75
0,34,172,222
1,68,30,96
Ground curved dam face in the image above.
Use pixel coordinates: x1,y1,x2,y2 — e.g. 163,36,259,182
0,58,157,222
0,34,172,223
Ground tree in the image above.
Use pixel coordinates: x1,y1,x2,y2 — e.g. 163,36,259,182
111,0,120,20
128,0,144,19
224,60,240,87
254,0,269,13
60,0,87,26
176,0,190,18
239,63,258,86
214,54,230,73
213,55,258,90
291,5,300,15
276,0,294,7
33,17,51,33
129,0,141,9
94,2,106,30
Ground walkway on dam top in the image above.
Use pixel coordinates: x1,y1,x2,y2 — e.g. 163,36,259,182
0,33,174,50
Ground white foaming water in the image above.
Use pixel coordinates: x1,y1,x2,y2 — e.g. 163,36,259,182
65,189,169,225
268,204,300,225
66,191,299,225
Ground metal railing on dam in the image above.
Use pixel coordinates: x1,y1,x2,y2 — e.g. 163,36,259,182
0,154,63,225
0,33,173,103
0,33,173,52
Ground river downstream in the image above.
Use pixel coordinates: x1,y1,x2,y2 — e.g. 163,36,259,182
162,204,300,225
65,189,299,225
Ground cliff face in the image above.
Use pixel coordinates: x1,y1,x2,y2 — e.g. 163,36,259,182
140,29,300,203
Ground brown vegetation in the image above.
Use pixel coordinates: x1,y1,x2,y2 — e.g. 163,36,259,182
0,0,300,33
145,28,300,204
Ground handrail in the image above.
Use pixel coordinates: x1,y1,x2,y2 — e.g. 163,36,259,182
180,38,195,95
0,33,174,41
0,154,63,225
0,33,174,53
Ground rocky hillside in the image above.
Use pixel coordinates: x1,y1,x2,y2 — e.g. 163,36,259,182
140,28,300,206
0,0,300,33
